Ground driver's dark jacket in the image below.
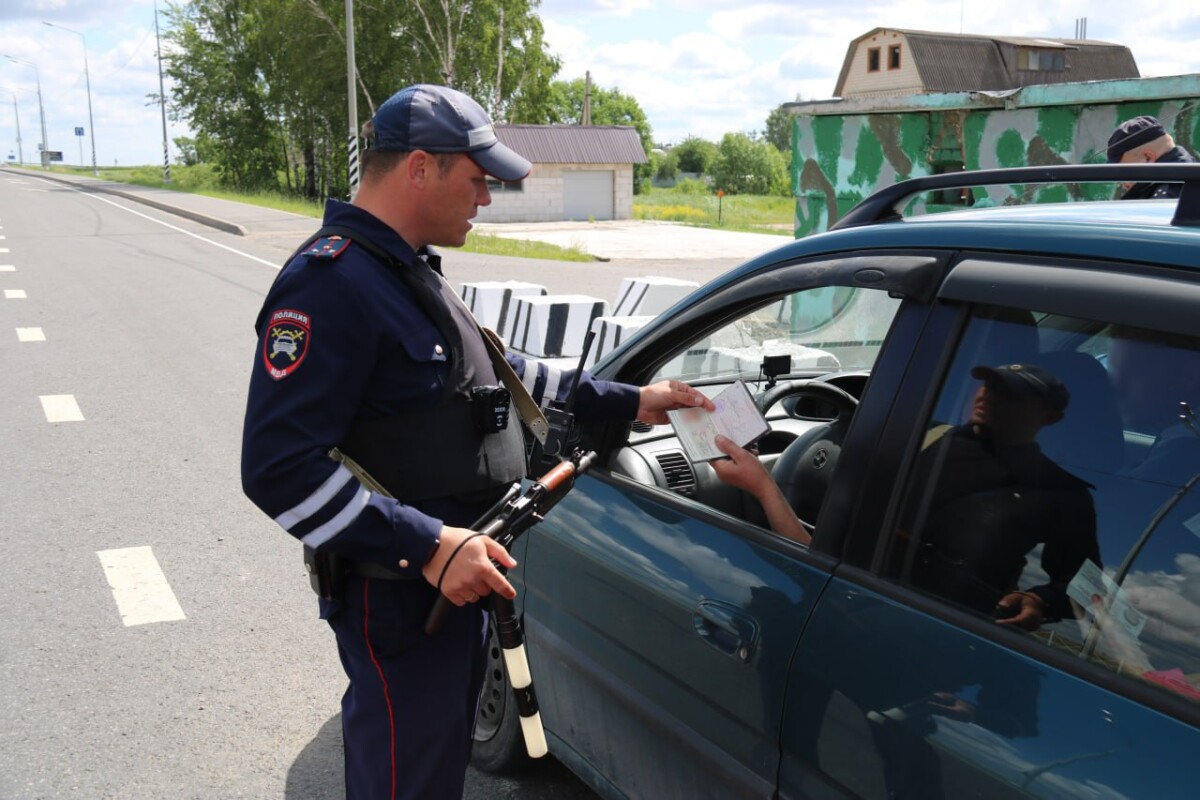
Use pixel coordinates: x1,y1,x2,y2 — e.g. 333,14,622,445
240,200,638,578
1121,146,1197,200
908,424,1100,620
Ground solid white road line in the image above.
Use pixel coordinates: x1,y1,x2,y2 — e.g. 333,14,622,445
5,289,26,298
39,394,84,422
96,546,187,626
16,327,45,341
60,183,282,268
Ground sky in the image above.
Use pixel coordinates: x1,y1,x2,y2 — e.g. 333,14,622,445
1,1,1199,168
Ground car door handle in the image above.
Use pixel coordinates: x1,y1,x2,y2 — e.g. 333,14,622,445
692,600,759,663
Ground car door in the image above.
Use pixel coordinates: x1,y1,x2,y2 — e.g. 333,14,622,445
520,252,947,798
779,256,1200,799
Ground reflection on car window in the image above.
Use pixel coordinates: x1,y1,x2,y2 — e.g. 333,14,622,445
652,287,902,384
888,305,1200,705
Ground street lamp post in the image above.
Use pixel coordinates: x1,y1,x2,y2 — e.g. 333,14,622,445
44,22,98,176
2,88,23,165
3,55,48,168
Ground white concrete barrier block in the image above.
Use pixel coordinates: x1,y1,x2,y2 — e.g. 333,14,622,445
460,281,547,334
612,276,699,317
587,315,655,368
508,295,608,358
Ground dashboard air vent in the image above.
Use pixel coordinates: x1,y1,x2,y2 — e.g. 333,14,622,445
654,451,696,496
630,420,654,433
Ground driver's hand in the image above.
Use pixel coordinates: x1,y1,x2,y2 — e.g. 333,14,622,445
711,435,773,496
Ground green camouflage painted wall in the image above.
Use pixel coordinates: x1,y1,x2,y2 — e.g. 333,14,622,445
791,78,1200,237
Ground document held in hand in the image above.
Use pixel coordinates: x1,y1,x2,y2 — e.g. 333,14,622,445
667,380,770,462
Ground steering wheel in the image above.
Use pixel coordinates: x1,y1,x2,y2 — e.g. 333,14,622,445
759,381,859,529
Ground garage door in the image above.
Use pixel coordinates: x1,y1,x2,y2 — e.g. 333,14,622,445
563,170,615,221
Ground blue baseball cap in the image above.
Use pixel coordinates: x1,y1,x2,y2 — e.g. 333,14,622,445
368,84,531,181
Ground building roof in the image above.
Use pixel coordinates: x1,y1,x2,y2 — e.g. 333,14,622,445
495,125,648,165
833,27,1139,97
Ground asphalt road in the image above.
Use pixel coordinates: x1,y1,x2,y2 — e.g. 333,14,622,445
0,173,758,799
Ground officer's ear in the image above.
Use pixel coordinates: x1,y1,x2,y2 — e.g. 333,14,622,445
405,150,433,187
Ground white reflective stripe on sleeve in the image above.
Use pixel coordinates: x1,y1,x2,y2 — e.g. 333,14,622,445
300,485,372,548
521,361,538,395
274,464,354,531
542,366,563,406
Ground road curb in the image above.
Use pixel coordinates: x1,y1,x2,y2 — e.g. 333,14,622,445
3,167,248,236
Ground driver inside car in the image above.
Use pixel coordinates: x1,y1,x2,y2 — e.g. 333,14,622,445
713,363,1101,631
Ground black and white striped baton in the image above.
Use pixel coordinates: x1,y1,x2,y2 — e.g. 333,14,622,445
424,450,598,758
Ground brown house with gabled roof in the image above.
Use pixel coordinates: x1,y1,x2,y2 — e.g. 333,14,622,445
473,124,648,222
835,28,1140,99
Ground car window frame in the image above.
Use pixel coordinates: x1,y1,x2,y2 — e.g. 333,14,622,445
836,251,1200,728
584,250,952,559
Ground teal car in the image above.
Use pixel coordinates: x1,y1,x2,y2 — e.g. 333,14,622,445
476,165,1200,799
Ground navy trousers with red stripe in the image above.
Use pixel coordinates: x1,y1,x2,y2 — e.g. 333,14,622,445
327,575,489,800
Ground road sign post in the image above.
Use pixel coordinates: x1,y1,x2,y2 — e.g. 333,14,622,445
75,126,84,167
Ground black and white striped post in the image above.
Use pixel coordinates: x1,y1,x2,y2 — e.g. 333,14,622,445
345,0,359,199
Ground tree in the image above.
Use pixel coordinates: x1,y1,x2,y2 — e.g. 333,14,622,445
672,135,718,175
765,103,794,154
651,149,678,183
710,132,789,196
165,0,559,198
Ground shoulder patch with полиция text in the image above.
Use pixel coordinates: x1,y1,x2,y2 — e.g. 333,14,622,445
263,308,311,380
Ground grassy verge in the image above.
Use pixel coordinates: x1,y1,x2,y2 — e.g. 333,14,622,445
634,187,793,234
41,164,593,260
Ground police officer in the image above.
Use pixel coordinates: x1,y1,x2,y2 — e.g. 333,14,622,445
1106,115,1197,199
240,84,711,799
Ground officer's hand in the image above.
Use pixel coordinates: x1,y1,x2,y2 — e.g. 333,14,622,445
422,526,517,606
637,379,714,425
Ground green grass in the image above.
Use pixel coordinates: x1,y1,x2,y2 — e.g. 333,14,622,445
634,187,794,234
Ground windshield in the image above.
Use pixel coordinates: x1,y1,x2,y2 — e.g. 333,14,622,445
653,286,903,383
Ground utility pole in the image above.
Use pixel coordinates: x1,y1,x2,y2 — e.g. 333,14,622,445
10,93,22,165
43,22,98,176
154,1,171,182
4,56,47,168
345,0,359,198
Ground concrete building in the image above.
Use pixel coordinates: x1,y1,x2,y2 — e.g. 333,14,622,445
786,73,1200,236
475,125,648,223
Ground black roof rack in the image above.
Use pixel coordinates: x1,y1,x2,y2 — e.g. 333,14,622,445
831,164,1200,231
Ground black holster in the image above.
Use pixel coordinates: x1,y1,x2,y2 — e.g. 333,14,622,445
303,545,349,602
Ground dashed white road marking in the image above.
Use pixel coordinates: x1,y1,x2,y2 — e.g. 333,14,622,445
39,394,84,422
16,327,45,341
97,546,187,626
0,247,8,253
0,264,15,271
4,289,26,299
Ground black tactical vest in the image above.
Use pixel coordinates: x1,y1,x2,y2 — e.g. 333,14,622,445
304,226,527,504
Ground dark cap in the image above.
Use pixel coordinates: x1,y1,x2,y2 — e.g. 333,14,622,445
1106,115,1167,163
970,363,1070,411
367,84,532,181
